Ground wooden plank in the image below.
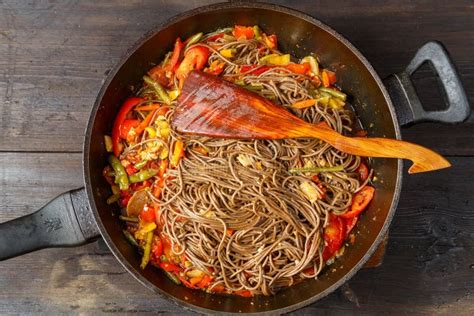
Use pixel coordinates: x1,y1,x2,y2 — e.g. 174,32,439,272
0,0,222,152
0,0,472,154
0,153,473,314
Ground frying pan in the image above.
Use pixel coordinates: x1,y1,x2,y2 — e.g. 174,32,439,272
0,2,469,314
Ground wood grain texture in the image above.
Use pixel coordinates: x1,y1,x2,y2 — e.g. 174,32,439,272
0,153,472,314
0,0,473,315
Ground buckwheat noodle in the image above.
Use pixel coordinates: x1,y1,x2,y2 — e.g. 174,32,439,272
151,36,365,295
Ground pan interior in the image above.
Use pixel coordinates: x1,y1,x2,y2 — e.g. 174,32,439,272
85,3,401,314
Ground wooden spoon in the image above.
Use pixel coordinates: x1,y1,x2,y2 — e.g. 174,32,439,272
172,71,450,174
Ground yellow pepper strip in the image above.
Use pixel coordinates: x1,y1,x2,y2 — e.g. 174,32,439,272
220,48,236,58
168,89,180,101
104,135,113,152
260,53,290,66
170,140,185,168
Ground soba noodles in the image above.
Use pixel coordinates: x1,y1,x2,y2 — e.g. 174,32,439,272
104,26,374,297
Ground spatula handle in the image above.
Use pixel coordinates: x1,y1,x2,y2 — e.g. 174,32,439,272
311,128,451,173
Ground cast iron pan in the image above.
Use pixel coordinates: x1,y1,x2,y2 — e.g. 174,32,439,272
0,2,469,314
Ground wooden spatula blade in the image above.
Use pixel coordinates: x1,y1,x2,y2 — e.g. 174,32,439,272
173,71,450,174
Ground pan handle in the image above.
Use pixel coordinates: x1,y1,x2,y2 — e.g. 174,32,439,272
0,188,100,260
384,41,470,126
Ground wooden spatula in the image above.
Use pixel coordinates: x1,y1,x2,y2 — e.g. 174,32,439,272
173,71,450,174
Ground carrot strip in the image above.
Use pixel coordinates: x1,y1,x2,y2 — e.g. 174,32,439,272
135,105,161,111
135,109,157,135
291,99,317,109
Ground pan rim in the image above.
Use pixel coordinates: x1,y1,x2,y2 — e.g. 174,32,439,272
84,2,403,314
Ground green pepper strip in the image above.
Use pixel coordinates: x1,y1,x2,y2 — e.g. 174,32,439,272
134,160,148,170
164,271,182,285
108,155,129,190
129,169,158,183
143,75,171,104
185,32,203,50
318,87,347,101
119,215,139,223
289,165,344,174
123,230,139,247
140,231,154,269
106,194,120,205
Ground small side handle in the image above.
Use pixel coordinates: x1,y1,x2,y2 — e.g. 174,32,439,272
0,188,100,260
384,41,470,126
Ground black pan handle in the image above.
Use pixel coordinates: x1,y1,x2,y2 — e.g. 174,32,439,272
0,188,100,260
384,41,470,126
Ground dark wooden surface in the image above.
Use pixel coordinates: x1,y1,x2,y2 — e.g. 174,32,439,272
0,0,473,314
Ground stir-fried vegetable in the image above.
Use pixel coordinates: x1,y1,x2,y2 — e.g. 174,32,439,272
140,231,154,269
108,155,129,190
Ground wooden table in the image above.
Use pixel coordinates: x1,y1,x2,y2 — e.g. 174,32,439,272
0,1,472,314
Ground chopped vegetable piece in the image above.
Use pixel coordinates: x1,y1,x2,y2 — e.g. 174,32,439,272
143,76,171,104
301,55,319,75
112,97,144,156
160,262,181,273
289,165,344,174
322,214,346,261
204,60,225,76
140,231,154,269
140,205,156,222
321,70,337,87
147,65,168,87
104,135,113,152
164,37,183,73
168,90,180,100
237,154,253,167
341,186,375,219
164,271,181,284
170,141,185,168
300,181,321,203
260,53,290,66
135,104,161,112
285,62,310,75
262,33,277,49
152,236,163,258
134,160,148,170
198,275,213,288
108,155,129,190
233,25,254,39
220,48,236,58
176,46,210,81
187,269,205,278
234,290,253,297
240,64,271,75
206,32,225,42
345,216,358,235
106,194,120,205
126,189,150,217
184,32,203,49
123,230,139,247
291,99,317,109
119,215,139,222
319,87,347,101
129,169,158,183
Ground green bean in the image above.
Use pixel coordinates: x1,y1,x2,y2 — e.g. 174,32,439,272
119,215,139,223
108,155,129,190
318,87,347,101
164,271,181,285
289,165,344,174
129,169,158,183
134,160,148,170
106,194,120,205
185,32,203,50
123,230,139,247
143,75,171,104
140,231,154,269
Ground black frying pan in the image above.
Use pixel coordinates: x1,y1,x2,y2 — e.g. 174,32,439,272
0,3,469,314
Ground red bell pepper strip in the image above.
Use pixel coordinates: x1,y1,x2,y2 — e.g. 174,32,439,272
119,119,140,140
112,97,144,157
240,65,271,75
345,216,359,236
341,186,375,219
206,32,224,42
198,275,213,288
176,46,210,81
160,262,181,273
140,205,156,223
234,289,253,297
204,60,225,76
322,214,346,261
321,70,337,87
233,25,254,39
263,34,277,49
285,62,311,75
152,236,163,258
164,37,183,73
